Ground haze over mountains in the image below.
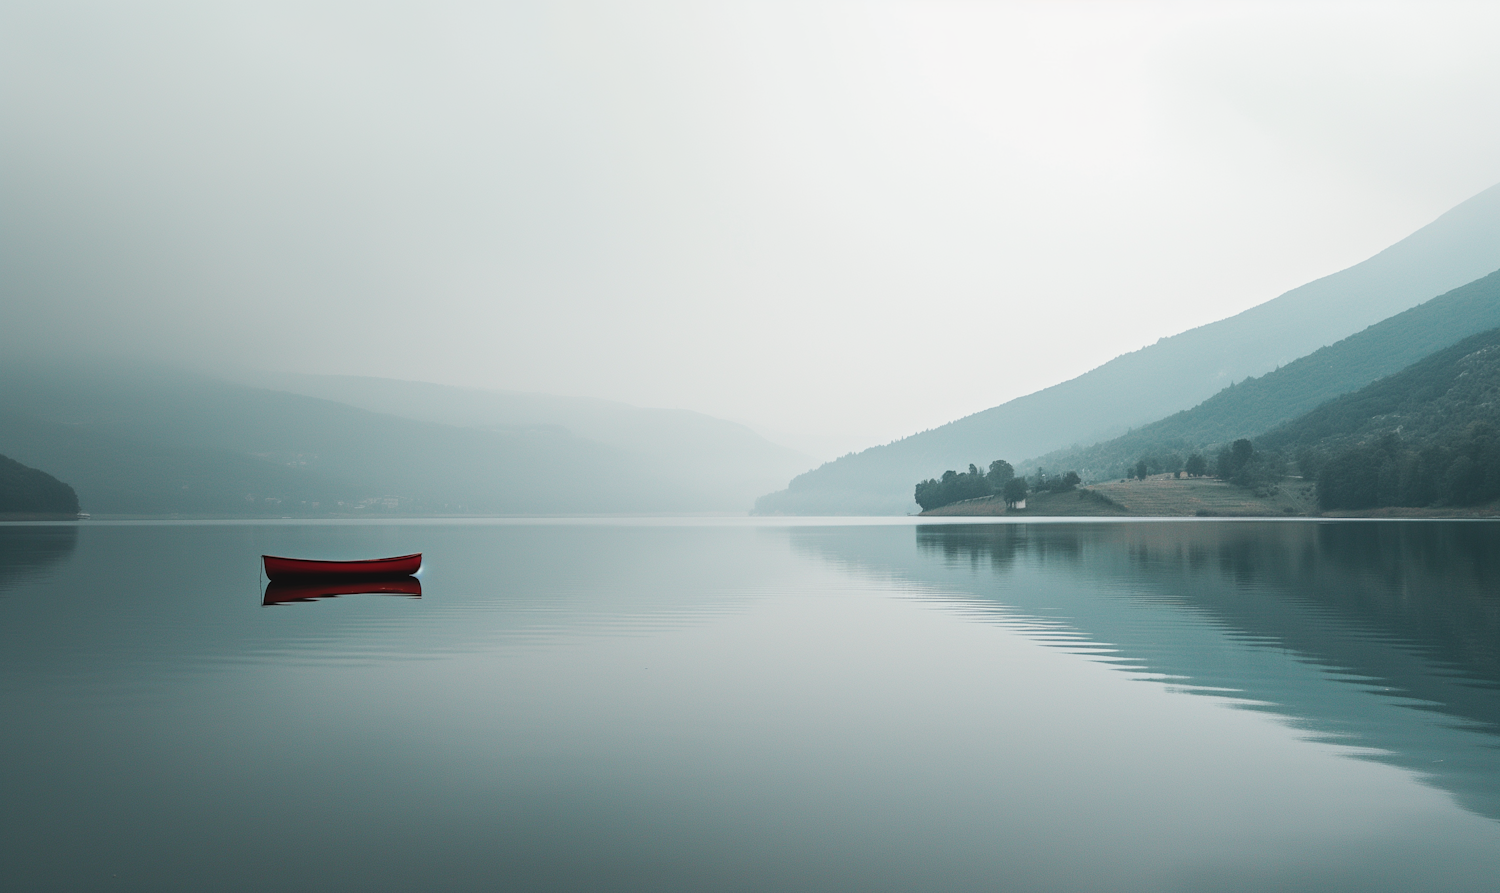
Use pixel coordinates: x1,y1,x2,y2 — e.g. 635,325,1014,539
238,371,813,498
757,183,1500,514
0,364,813,517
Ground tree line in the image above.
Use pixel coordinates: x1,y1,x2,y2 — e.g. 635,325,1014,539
1123,426,1500,509
1124,440,1285,494
1123,450,1213,480
1129,428,1500,511
914,460,1080,511
1313,425,1500,510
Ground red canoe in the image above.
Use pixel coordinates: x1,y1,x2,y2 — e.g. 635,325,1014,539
262,553,422,581
263,576,422,606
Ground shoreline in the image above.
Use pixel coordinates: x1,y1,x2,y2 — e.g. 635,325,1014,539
918,477,1500,519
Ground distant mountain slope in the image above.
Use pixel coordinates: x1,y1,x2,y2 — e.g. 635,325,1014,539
756,183,1500,514
0,408,354,516
237,371,815,507
0,453,79,517
1024,268,1500,480
1255,327,1500,509
0,363,807,515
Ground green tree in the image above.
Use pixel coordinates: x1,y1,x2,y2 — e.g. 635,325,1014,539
1217,439,1256,479
1002,477,1028,508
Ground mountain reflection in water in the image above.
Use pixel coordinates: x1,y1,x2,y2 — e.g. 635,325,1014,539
795,520,1500,825
0,524,76,594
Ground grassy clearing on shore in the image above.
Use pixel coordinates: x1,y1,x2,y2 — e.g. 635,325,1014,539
921,475,1318,517
1084,475,1318,516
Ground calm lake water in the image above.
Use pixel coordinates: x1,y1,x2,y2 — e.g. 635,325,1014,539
4,518,1500,891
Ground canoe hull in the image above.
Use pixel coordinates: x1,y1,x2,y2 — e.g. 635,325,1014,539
262,553,422,581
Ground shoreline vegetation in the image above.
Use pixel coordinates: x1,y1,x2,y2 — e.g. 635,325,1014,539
918,474,1500,518
919,474,1313,517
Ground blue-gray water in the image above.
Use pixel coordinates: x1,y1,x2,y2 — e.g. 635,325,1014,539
4,518,1500,891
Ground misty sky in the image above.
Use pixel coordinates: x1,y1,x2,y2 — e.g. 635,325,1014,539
4,1,1500,458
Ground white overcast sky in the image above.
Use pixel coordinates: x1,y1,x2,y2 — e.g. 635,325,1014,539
4,0,1500,457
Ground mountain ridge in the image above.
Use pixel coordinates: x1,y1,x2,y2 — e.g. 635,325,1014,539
1021,267,1500,480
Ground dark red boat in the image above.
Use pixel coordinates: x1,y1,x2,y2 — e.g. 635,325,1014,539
262,553,422,581
263,576,422,606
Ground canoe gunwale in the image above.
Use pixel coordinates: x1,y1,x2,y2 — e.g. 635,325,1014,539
262,553,422,581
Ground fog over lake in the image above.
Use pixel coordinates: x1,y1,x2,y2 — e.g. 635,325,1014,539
5,1,1500,452
6,3,1500,889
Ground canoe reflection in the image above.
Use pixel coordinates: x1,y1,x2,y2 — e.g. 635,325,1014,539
262,576,422,606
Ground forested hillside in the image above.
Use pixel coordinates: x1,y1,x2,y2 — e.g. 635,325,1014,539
1024,268,1500,480
1256,328,1500,510
756,182,1500,514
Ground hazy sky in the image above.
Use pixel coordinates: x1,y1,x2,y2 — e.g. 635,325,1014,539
5,1,1500,457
